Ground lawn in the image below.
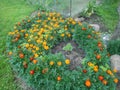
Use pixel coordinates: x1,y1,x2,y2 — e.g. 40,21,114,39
0,0,36,89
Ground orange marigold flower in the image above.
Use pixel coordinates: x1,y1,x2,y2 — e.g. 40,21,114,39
114,78,119,84
57,76,61,81
36,20,41,23
33,60,38,64
85,79,91,87
102,80,107,85
96,54,101,60
106,70,113,75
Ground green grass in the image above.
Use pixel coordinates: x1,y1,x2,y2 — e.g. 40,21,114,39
0,0,36,89
96,0,120,32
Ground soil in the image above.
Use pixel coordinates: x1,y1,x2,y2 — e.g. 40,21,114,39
51,40,85,70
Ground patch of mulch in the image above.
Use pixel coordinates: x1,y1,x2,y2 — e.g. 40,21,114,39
51,40,85,70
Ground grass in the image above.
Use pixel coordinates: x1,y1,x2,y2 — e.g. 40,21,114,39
95,0,120,32
0,0,36,89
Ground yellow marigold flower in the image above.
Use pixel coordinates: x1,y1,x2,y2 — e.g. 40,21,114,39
43,41,47,46
113,69,118,73
36,39,41,44
48,17,51,20
44,45,49,50
15,30,18,33
106,70,113,75
114,78,119,83
94,67,98,72
26,44,29,48
65,59,70,65
32,50,36,53
57,61,62,66
21,30,25,33
8,51,12,56
34,53,39,58
28,39,31,42
33,46,36,49
25,33,28,37
72,21,76,25
87,62,94,67
67,34,71,37
61,34,64,37
36,47,39,51
30,44,33,48
36,20,41,23
49,61,54,66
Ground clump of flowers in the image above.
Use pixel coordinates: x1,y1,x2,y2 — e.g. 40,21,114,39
7,12,119,90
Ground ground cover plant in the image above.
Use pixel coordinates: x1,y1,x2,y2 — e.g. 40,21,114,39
7,11,119,90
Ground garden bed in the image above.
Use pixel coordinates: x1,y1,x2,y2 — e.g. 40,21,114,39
7,11,119,90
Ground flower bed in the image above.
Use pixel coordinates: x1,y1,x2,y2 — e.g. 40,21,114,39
7,12,118,90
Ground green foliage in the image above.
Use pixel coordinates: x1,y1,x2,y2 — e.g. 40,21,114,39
80,0,97,17
107,40,120,55
6,11,119,90
63,43,73,51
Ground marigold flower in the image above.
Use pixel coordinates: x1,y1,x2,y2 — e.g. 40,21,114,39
106,70,113,75
30,44,33,48
26,44,29,48
34,53,38,58
65,59,70,65
25,33,28,37
57,76,61,81
87,62,94,67
36,47,39,51
43,41,47,46
61,34,64,37
94,66,98,72
85,79,91,87
102,80,107,85
36,39,41,43
44,45,49,50
33,60,38,64
8,51,12,56
113,69,118,73
49,61,54,66
36,20,41,23
57,61,62,66
114,78,119,83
